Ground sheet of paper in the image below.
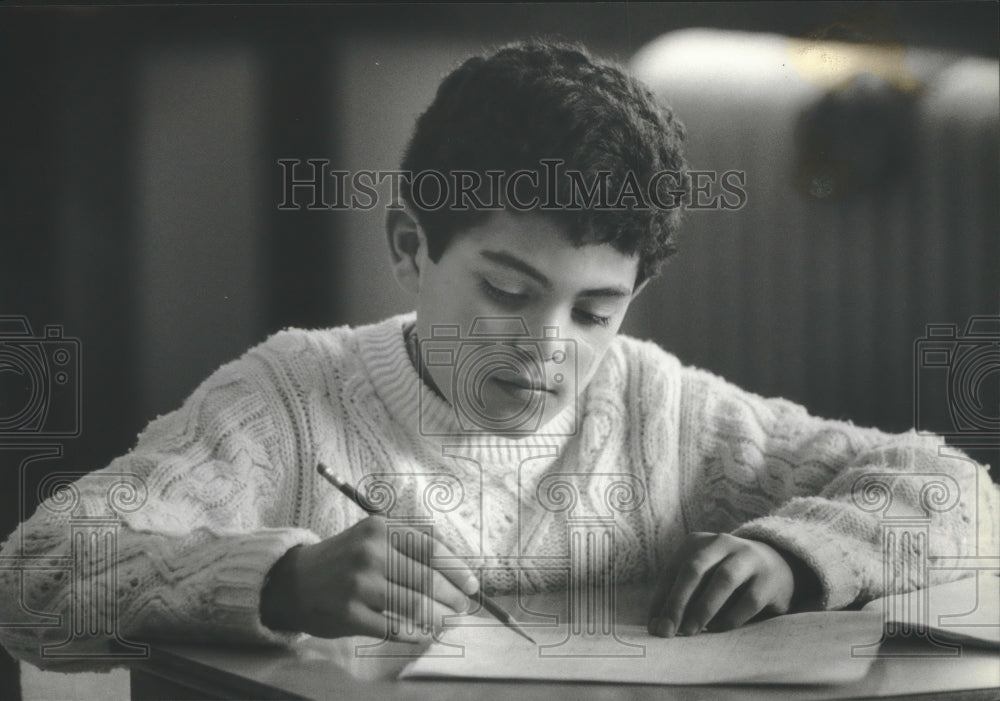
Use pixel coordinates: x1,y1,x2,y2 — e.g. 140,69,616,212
399,610,882,685
861,571,1000,648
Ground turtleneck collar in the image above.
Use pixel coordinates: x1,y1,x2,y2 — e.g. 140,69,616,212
356,312,580,463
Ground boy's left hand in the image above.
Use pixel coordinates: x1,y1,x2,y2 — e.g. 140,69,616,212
647,532,796,637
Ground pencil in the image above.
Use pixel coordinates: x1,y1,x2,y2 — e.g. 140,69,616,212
316,462,536,644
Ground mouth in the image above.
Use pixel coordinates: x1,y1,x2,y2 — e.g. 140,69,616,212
492,376,554,395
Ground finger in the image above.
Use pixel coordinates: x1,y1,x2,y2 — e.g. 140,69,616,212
342,600,426,644
656,538,730,637
382,609,432,643
353,571,406,613
390,526,480,597
679,552,753,636
705,579,769,632
428,540,481,597
646,568,678,633
375,540,470,619
647,534,707,624
387,530,475,612
382,543,472,616
381,584,461,637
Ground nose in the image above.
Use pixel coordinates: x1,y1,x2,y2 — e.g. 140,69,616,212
508,311,576,363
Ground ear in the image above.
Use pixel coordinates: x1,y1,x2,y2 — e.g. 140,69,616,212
386,206,427,296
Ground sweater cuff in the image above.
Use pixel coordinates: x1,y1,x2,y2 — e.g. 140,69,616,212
197,527,321,645
733,514,871,611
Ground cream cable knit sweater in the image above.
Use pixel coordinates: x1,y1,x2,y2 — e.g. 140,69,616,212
1,313,997,669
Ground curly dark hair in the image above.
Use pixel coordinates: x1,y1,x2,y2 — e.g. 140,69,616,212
399,40,689,286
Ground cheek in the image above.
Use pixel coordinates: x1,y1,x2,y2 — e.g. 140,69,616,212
423,273,478,325
571,331,616,384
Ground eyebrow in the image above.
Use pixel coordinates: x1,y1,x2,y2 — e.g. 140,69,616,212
478,249,633,299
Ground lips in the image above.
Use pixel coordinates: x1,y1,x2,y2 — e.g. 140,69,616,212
492,376,554,394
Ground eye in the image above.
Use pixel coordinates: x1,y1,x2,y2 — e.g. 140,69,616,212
479,279,528,306
572,308,611,328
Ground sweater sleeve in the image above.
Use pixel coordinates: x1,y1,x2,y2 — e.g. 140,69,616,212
0,336,321,670
674,365,1000,611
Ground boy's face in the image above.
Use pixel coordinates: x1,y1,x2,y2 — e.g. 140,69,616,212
410,210,640,435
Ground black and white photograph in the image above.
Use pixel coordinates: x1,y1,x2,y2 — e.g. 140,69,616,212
1,2,998,699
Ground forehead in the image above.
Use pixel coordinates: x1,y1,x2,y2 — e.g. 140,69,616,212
446,211,639,287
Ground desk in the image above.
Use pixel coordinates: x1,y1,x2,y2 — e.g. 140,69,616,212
128,582,1000,701
129,638,1000,701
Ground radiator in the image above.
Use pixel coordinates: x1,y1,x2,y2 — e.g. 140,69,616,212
626,30,998,449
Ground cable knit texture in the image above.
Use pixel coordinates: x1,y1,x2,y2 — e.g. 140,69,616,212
1,312,997,669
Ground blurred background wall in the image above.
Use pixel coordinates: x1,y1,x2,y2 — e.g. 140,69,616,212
1,2,997,697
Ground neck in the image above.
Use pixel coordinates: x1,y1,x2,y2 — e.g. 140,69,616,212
403,320,447,401
357,314,579,460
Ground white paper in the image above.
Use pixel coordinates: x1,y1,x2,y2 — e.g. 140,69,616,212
862,571,1000,648
400,610,882,685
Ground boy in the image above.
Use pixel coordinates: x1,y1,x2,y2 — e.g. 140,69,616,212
0,40,996,667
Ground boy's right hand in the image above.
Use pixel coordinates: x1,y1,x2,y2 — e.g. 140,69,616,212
260,516,479,642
